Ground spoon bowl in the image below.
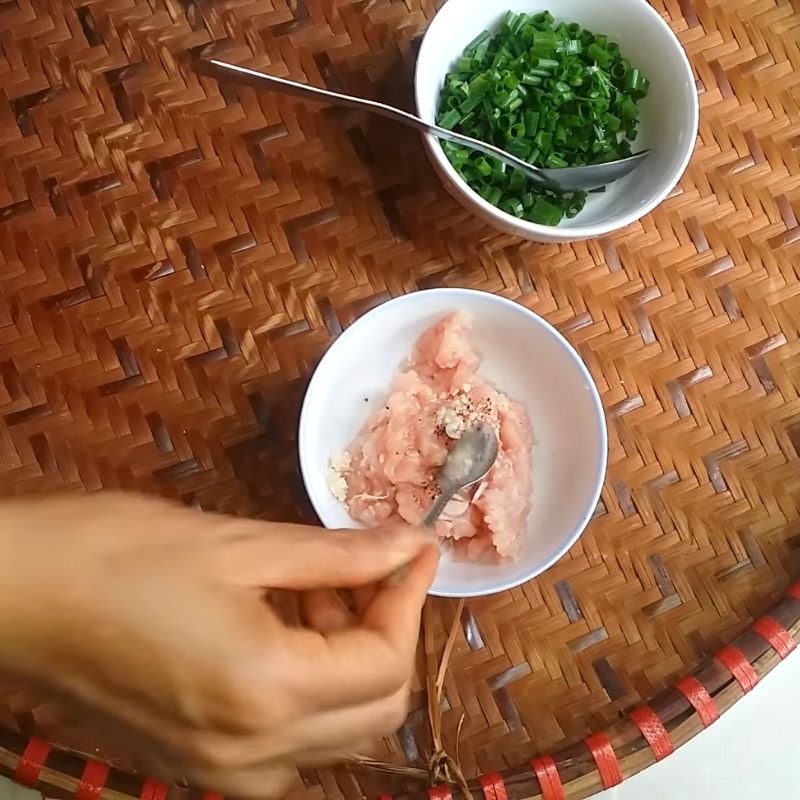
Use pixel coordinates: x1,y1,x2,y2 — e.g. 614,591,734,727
422,423,499,527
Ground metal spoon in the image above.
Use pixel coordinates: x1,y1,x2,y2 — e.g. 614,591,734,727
422,422,499,526
196,59,650,193
385,423,498,585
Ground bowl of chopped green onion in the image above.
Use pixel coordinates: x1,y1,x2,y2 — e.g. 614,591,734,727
415,0,698,242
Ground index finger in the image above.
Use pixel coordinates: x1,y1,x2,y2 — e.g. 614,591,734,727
282,545,439,710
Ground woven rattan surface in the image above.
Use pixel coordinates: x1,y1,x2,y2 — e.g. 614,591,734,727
1,0,799,798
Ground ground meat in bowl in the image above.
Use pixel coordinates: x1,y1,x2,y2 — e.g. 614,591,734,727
327,313,533,562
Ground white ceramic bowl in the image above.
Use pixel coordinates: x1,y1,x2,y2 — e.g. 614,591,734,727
414,0,699,243
299,289,608,597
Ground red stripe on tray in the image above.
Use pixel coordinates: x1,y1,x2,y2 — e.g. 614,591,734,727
531,756,566,800
752,616,797,659
675,676,720,727
13,738,51,788
428,788,453,800
787,582,800,601
140,779,169,800
479,772,508,800
716,645,758,693
584,733,623,789
75,760,110,800
628,706,674,760
202,794,224,800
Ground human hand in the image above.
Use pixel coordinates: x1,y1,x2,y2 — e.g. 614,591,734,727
0,492,438,798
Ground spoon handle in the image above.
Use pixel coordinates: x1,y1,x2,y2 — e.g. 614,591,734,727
422,485,457,527
383,484,453,587
195,58,552,187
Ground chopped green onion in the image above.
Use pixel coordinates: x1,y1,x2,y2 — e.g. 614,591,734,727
460,93,484,114
557,38,583,55
534,130,553,151
619,96,639,120
464,29,491,54
529,197,564,225
502,11,519,32
625,68,650,99
524,110,540,133
508,169,527,191
532,30,558,52
473,40,490,62
587,43,613,66
566,196,585,217
545,153,568,168
474,156,492,176
520,72,543,86
611,61,629,82
536,57,560,71
438,108,461,130
506,139,532,159
436,9,649,226
500,197,525,217
483,185,503,205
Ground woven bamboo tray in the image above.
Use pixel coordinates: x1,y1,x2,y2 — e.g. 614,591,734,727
1,0,799,798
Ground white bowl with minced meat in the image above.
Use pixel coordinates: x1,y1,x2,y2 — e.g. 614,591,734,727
299,289,607,597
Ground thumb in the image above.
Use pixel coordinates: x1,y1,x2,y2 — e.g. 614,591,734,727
234,522,435,590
